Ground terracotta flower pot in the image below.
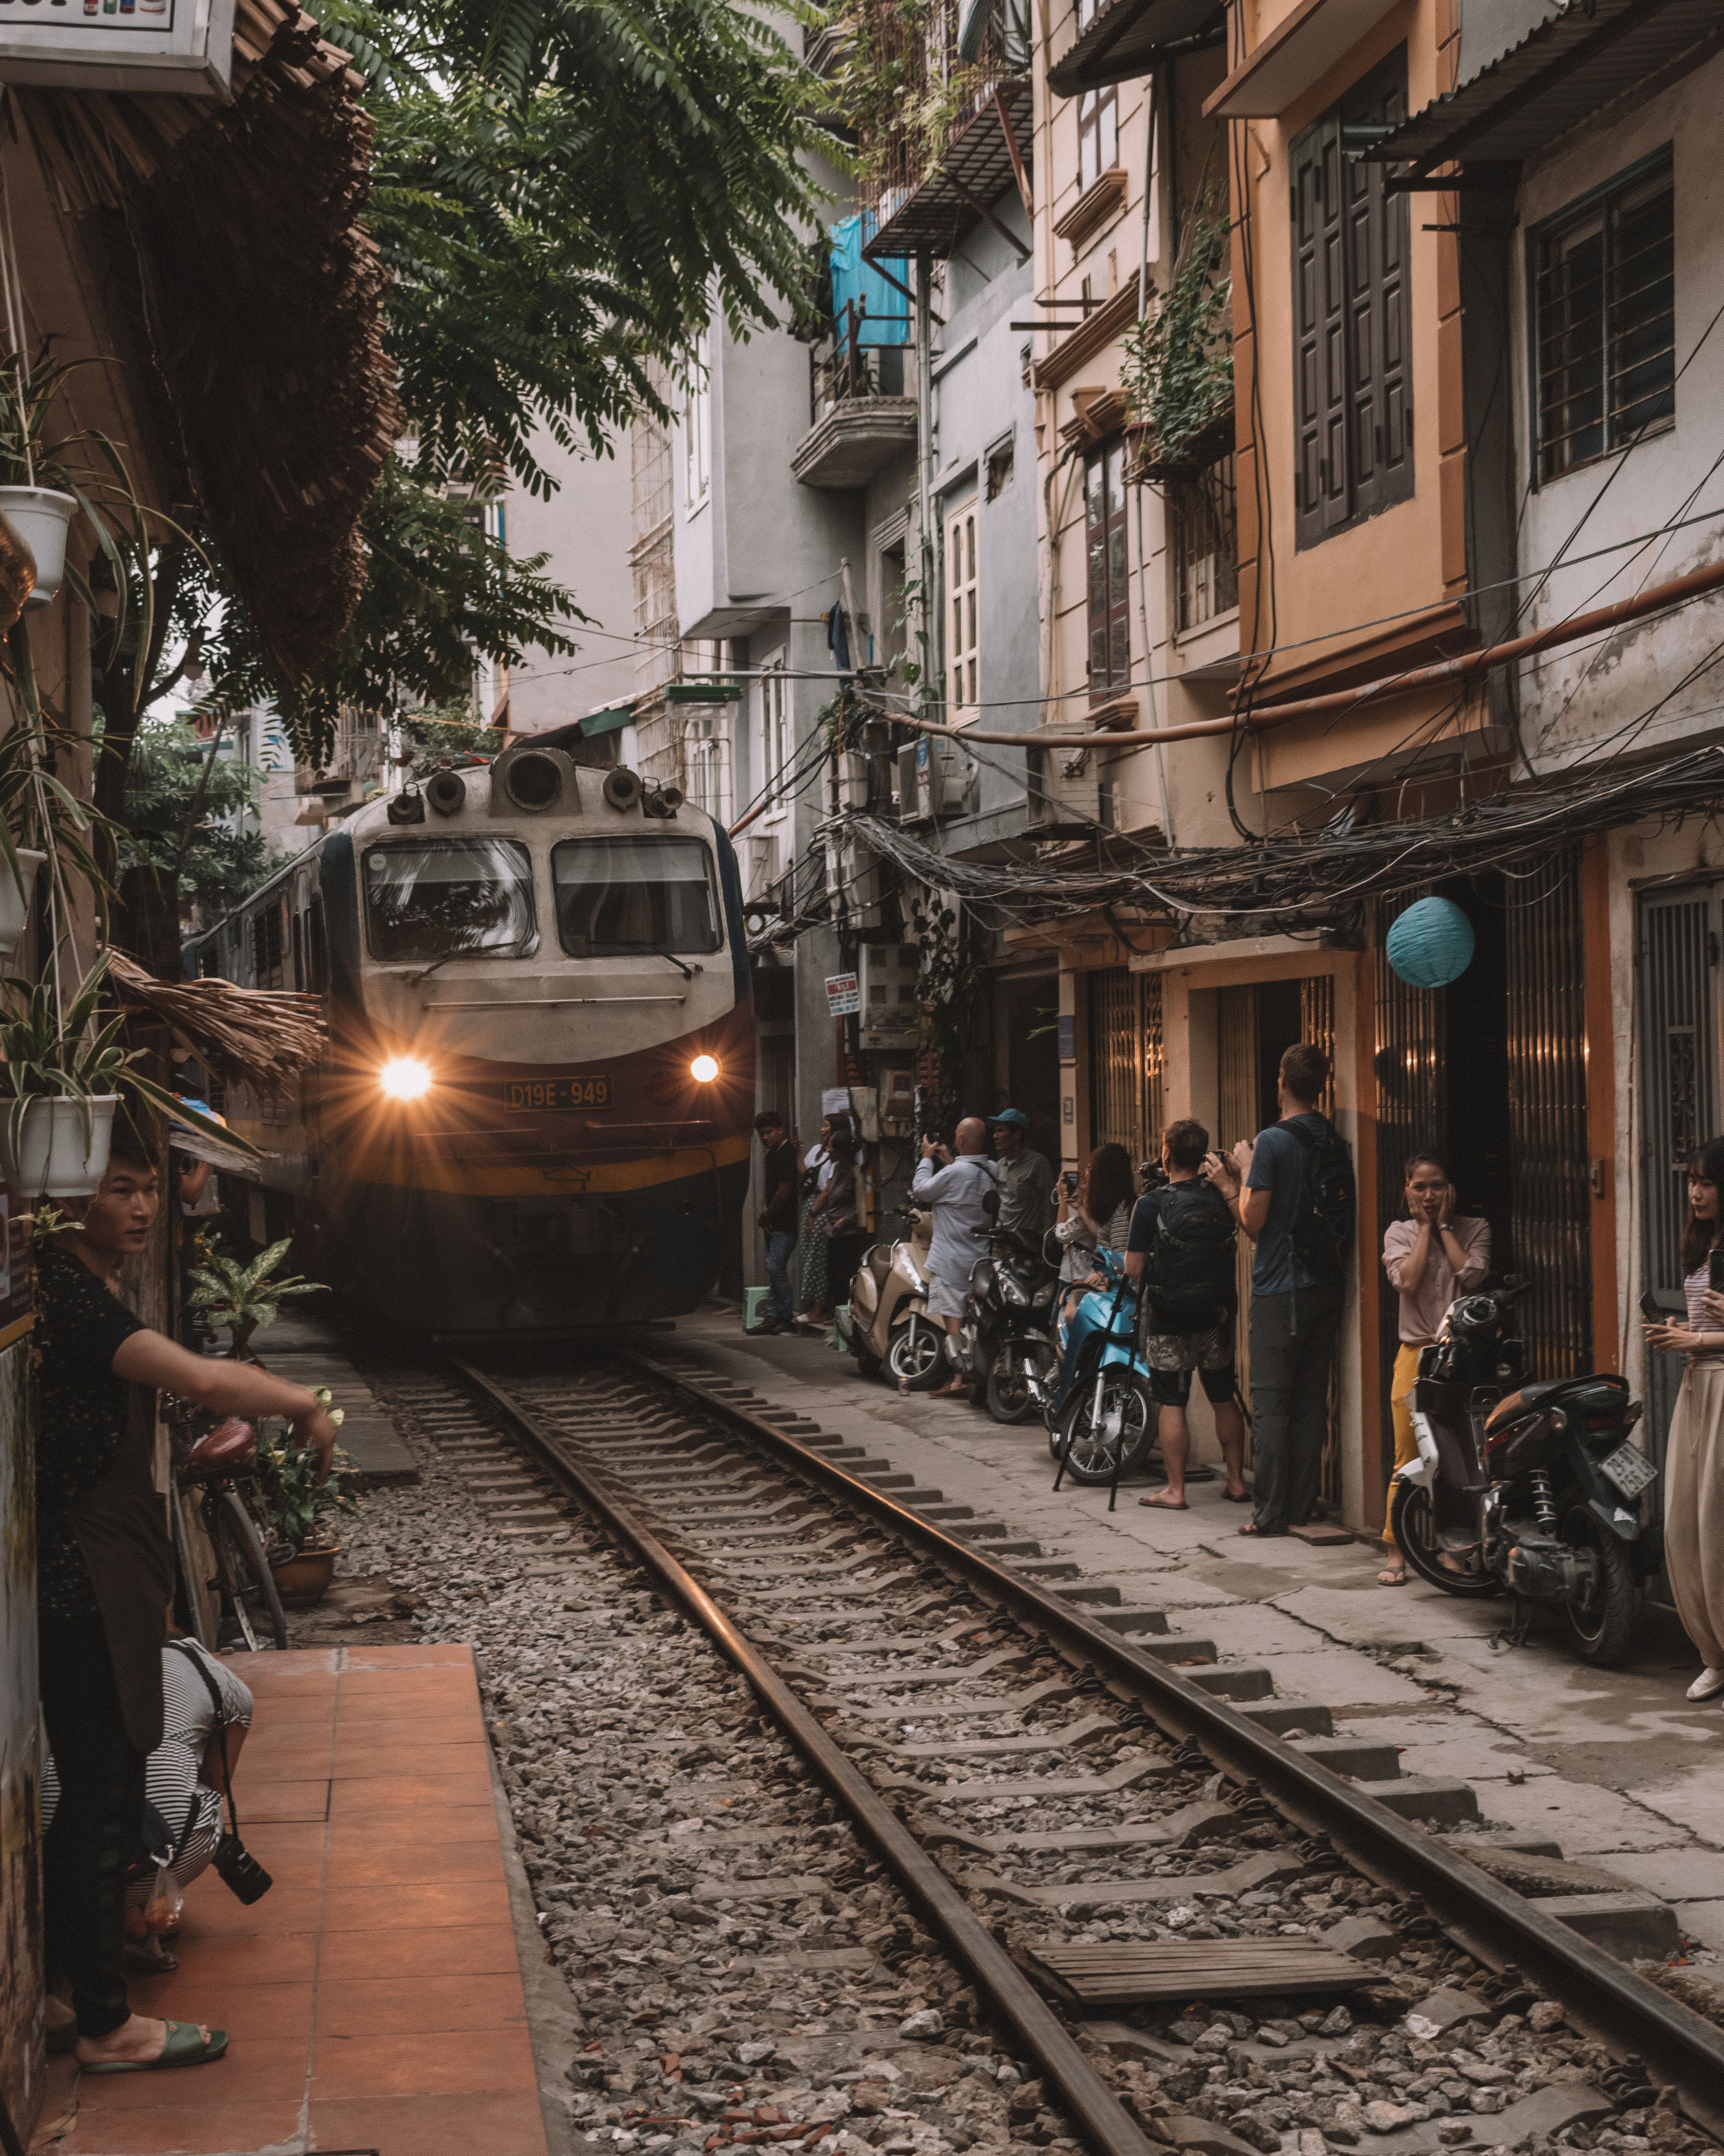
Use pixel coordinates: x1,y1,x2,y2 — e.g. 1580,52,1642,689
270,1545,339,1609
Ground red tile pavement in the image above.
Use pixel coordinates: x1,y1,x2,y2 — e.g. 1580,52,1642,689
44,1644,550,2156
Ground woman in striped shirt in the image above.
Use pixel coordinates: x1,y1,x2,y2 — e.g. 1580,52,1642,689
1645,1137,1724,1702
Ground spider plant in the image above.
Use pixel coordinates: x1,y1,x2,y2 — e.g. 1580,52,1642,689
0,953,256,1167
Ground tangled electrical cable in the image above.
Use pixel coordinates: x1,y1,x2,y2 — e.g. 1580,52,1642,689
828,736,1724,928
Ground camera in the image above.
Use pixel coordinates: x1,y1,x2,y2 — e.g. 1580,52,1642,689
213,1833,273,1905
1139,1159,1169,1193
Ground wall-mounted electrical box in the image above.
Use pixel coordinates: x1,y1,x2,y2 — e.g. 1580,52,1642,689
879,1068,917,1138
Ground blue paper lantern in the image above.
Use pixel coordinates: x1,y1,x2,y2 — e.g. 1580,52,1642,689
1385,896,1475,989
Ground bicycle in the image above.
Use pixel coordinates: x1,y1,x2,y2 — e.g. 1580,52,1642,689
169,1417,288,1652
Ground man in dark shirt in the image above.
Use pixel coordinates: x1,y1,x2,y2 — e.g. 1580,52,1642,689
1206,1043,1346,1537
751,1111,799,1333
37,1131,338,2074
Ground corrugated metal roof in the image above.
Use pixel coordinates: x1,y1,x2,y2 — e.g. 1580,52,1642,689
1366,0,1724,170
1046,0,1224,98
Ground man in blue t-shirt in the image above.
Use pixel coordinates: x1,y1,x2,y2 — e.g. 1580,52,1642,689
1205,1042,1346,1536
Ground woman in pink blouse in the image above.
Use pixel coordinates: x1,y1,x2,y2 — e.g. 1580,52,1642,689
1646,1140,1724,1700
1378,1153,1490,1586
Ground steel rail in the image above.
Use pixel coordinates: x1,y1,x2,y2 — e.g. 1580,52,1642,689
615,1348,1724,2137
447,1355,1164,2156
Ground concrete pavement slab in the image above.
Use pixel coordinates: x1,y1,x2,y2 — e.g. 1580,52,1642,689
1234,1648,1434,1708
1594,1849,1724,1899
1268,1583,1505,1646
1476,1775,1692,1852
1673,1897,1724,1946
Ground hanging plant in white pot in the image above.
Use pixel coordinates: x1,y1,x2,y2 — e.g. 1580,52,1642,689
0,956,246,1199
0,486,75,608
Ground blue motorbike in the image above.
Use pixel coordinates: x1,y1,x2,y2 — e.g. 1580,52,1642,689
1050,1252,1158,1492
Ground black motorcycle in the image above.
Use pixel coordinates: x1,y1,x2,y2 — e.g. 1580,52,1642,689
1391,1281,1658,1666
959,1229,1062,1424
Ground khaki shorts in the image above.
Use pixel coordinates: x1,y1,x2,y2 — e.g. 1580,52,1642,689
925,1275,966,1321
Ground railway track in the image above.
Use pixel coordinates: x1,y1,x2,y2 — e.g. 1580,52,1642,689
383,1344,1724,2156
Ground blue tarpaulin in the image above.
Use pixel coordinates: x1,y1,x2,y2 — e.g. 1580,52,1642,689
829,214,911,348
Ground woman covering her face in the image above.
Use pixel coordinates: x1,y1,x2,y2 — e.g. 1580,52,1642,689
1377,1153,1489,1586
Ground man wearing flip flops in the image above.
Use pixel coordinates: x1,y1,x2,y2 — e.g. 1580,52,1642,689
35,1130,339,2075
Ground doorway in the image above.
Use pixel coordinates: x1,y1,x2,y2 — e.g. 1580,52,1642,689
998,968,1062,1170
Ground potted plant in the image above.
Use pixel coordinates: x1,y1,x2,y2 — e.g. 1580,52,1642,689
0,955,242,1198
249,1403,359,1609
188,1234,325,1360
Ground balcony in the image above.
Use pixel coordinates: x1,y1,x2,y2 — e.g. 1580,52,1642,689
792,305,917,491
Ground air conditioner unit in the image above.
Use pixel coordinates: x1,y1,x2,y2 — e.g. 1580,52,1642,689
839,837,885,931
857,942,920,1050
896,736,974,820
1027,741,1105,832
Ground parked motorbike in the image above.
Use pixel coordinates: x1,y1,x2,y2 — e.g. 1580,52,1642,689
839,1206,947,1391
1391,1280,1658,1665
958,1229,1062,1423
1049,1253,1157,1487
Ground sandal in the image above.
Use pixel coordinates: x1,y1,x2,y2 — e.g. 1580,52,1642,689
82,2022,228,2075
1223,1488,1252,1503
1236,1520,1285,1537
1377,1566,1407,1586
1139,1493,1188,1510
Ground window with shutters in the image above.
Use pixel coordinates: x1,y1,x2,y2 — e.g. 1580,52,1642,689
1533,151,1674,483
1291,47,1413,549
1084,439,1130,699
944,495,980,721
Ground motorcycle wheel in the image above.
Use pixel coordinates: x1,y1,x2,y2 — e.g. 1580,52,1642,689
989,1343,1054,1426
1389,1481,1502,1598
1055,1369,1154,1485
1558,1498,1642,1667
886,1312,948,1391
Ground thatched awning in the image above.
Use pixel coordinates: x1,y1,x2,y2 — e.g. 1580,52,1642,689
14,0,399,683
109,947,326,1085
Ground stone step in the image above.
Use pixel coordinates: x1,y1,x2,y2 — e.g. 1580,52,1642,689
1140,1635,1219,1668
1056,1582,1122,1607
1291,1734,1402,1780
1354,1774,1480,1827
1092,1606,1172,1638
1009,1557,1082,1582
1187,1663,1273,1701
1542,1892,1680,1961
898,1490,949,1508
1240,1698,1333,1738
914,1504,977,1523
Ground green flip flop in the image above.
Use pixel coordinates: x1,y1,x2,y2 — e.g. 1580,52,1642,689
82,2021,228,2074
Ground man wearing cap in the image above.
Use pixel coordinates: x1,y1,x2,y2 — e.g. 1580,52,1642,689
992,1110,1055,1245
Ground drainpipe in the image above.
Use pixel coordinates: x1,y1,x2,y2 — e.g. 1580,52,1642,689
916,251,936,708
1132,67,1173,845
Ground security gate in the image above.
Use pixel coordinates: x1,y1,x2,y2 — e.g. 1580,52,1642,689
1637,887,1724,1496
1087,967,1164,1164
1505,851,1593,1381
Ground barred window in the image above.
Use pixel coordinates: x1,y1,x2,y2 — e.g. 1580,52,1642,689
1172,451,1239,634
1535,154,1674,483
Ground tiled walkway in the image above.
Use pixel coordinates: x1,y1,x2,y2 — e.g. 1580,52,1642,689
39,1645,551,2156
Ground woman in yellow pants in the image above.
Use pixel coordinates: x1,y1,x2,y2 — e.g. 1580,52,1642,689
1379,1154,1491,1585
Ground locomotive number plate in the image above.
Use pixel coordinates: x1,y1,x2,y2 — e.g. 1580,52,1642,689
1599,1439,1657,1501
503,1075,613,1112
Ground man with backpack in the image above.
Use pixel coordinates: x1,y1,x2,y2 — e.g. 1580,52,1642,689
1125,1119,1248,1510
1208,1042,1354,1538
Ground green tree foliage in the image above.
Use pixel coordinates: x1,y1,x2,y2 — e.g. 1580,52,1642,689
118,716,271,921
96,0,831,787
327,0,832,496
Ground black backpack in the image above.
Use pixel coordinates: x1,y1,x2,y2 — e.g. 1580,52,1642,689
1286,1116,1355,1284
1145,1179,1236,1332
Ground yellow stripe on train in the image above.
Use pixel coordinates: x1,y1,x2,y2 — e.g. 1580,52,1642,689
223,1130,753,1200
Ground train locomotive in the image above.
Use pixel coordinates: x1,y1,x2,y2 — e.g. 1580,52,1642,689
185,729,754,1335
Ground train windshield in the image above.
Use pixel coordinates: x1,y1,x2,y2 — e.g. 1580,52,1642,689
362,839,538,962
551,836,720,957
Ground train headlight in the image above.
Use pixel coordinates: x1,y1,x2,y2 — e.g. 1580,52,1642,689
690,1054,720,1084
379,1056,433,1101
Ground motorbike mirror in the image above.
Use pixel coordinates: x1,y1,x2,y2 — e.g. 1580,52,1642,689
1496,1275,1533,1301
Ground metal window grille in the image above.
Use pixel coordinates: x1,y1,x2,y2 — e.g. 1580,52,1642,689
1086,966,1163,1166
1536,157,1674,482
1084,439,1130,698
1172,451,1239,633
